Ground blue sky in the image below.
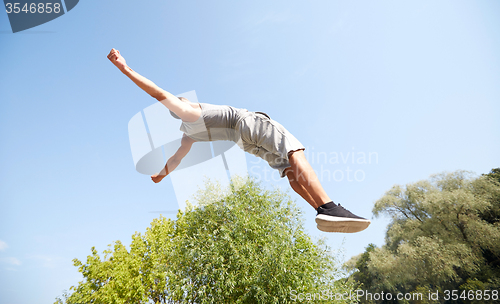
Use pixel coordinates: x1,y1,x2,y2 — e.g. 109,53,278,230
1,1,499,303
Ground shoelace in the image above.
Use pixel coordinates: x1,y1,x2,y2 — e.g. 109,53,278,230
318,203,348,214
337,204,355,216
336,203,345,210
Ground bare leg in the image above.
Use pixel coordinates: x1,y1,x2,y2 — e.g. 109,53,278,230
287,150,332,208
285,169,319,209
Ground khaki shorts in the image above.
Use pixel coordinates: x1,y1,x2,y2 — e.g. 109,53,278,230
237,112,305,178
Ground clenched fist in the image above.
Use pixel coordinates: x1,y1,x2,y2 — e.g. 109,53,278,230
107,48,127,70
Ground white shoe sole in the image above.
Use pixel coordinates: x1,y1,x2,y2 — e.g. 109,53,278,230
316,214,370,233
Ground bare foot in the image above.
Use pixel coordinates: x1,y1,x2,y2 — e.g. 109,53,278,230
107,48,127,70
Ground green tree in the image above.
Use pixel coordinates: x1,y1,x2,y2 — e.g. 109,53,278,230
348,169,500,303
56,178,355,303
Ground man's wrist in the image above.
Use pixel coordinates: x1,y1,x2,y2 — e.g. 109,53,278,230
120,65,131,74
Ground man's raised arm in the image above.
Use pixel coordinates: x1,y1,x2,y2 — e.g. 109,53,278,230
106,48,197,121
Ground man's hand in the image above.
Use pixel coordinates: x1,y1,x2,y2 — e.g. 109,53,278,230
151,173,166,183
151,167,167,183
107,48,127,71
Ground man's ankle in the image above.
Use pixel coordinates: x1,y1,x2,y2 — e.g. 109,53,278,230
318,201,336,209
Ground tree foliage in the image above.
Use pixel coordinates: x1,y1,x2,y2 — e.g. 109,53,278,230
348,169,500,304
56,178,354,303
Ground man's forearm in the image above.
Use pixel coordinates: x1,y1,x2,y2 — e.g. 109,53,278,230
120,65,171,101
162,156,181,175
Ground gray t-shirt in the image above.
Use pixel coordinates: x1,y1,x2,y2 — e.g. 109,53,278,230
180,103,252,142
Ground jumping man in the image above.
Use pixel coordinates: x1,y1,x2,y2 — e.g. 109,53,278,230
107,48,370,233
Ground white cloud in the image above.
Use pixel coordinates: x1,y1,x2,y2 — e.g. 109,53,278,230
0,257,21,266
0,240,8,251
